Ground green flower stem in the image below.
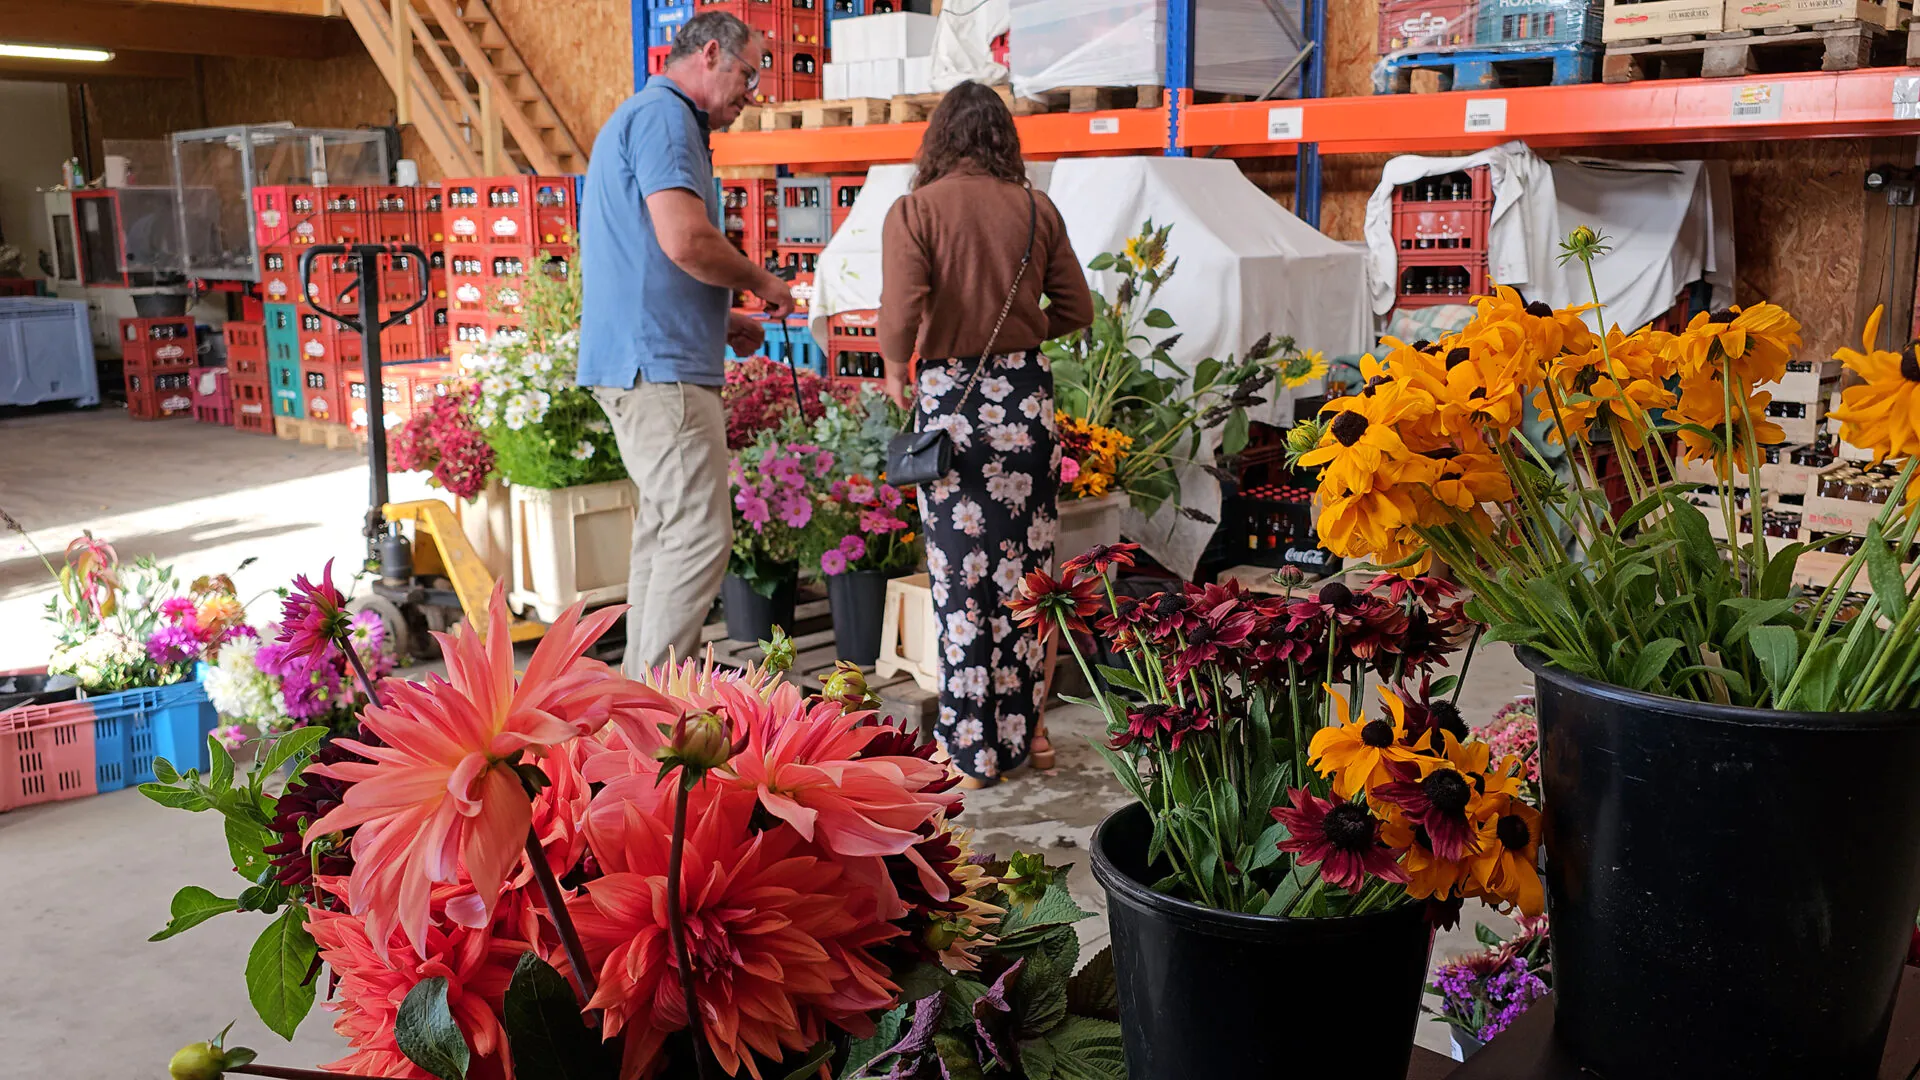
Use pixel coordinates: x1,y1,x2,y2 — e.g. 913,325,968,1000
231,1066,389,1080
525,827,598,1005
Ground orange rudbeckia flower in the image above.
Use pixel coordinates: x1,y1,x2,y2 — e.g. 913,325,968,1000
1308,687,1422,798
1830,305,1920,462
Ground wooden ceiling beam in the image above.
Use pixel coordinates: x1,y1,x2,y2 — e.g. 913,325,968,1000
0,49,196,80
0,0,358,60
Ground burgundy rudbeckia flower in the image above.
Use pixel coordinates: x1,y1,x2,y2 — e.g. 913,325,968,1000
1007,568,1103,641
277,558,351,663
1061,541,1142,578
1272,787,1409,891
1109,702,1214,752
1167,594,1261,681
1371,762,1482,861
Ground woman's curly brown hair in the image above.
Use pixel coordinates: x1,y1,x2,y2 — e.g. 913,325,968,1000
912,80,1028,189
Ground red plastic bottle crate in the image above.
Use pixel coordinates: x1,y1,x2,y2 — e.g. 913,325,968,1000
648,45,670,75
300,359,346,424
783,43,823,99
230,376,273,433
251,184,322,248
830,176,864,233
455,176,577,247
320,186,370,245
190,365,232,424
223,320,266,363
120,317,196,369
775,244,823,314
0,703,98,813
1394,253,1488,310
442,183,485,245
1391,205,1488,253
783,7,826,45
698,0,781,38
336,326,365,369
449,311,492,352
375,250,429,306
1389,165,1493,211
426,248,449,300
344,365,412,434
258,247,303,305
126,370,196,420
297,311,335,365
446,243,489,312
366,185,424,244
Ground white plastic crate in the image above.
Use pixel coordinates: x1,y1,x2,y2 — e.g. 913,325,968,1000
507,480,635,623
875,574,939,693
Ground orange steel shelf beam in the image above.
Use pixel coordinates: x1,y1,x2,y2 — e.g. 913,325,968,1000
712,104,1172,168
1178,68,1920,157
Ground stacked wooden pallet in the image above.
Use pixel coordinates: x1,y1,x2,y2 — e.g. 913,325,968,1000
729,82,1164,133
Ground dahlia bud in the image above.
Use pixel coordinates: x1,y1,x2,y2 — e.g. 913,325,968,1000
758,626,796,674
168,1044,223,1080
922,918,964,952
820,661,878,710
655,709,739,773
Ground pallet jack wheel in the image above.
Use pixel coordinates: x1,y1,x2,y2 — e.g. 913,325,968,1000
348,593,414,664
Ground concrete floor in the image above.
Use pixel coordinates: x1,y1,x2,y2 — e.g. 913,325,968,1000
0,407,1535,1077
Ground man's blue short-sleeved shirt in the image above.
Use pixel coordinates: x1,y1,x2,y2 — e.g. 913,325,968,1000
577,76,729,389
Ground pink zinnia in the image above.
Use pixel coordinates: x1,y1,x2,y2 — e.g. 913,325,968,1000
160,596,198,624
839,534,867,561
277,558,351,663
821,548,849,576
1060,457,1082,483
303,586,631,956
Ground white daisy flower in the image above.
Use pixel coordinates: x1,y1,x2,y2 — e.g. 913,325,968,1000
1020,392,1046,419
570,440,596,460
939,705,958,727
921,367,956,396
980,402,1007,425
945,641,966,665
992,557,1023,593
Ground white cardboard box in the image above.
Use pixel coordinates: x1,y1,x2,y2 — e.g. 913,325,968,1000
830,11,938,61
824,61,850,100
904,55,933,95
850,59,906,98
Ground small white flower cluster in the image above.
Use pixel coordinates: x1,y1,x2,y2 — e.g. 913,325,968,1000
203,635,286,728
460,325,580,432
47,627,144,690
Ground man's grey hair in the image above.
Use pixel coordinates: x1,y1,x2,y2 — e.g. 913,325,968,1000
667,11,754,65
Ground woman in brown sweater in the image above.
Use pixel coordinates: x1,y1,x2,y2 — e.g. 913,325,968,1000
879,81,1093,787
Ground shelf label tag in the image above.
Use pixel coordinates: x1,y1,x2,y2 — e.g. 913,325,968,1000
1088,116,1120,135
1267,106,1304,141
1895,76,1920,120
1730,83,1783,122
1464,98,1508,133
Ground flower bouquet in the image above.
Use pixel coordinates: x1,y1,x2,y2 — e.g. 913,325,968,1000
802,475,921,664
1282,229,1920,1075
389,384,497,501
724,357,857,452
39,535,246,694
147,565,1001,1080
1045,221,1326,517
1427,915,1551,1056
1012,546,1541,1076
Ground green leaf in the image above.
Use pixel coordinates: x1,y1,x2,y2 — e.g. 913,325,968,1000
1623,637,1684,692
1221,409,1250,456
1475,923,1503,948
396,977,470,1080
893,961,954,1005
1036,923,1081,978
245,904,318,1040
1143,308,1175,329
148,885,240,942
780,1042,835,1080
1721,597,1801,647
1248,818,1289,871
1066,947,1118,1020
1192,357,1222,391
226,817,275,884
139,781,213,812
209,736,235,793
1865,522,1910,622
1429,675,1459,697
1040,1017,1127,1080
1089,740,1147,804
1092,664,1145,695
1087,253,1115,271
1749,625,1801,703
257,726,327,779
997,885,1095,948
501,952,607,1080
840,1005,908,1080
941,979,990,1030
1016,952,1070,1036
1760,541,1808,600
934,1033,986,1080
153,757,181,784
220,1047,258,1070
1021,1036,1061,1080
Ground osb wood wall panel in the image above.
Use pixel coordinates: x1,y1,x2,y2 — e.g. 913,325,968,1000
489,0,634,151
1325,0,1381,99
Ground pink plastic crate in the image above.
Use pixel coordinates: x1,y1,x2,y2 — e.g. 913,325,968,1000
0,701,99,813
191,366,232,425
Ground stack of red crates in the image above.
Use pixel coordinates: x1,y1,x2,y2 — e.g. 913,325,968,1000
830,175,864,234
121,317,197,420
721,177,779,312
221,321,274,434
826,309,883,383
441,175,577,354
1390,165,1491,309
345,359,456,434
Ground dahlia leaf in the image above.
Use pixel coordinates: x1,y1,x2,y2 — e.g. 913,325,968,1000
226,817,274,885
1016,953,1069,1036
139,781,212,812
148,885,239,942
153,757,181,784
208,735,235,793
256,725,326,779
244,903,317,1040
1066,947,1118,1020
1865,523,1910,622
396,976,469,1080
502,952,608,1080
1749,626,1800,703
778,1041,834,1080
838,1004,908,1079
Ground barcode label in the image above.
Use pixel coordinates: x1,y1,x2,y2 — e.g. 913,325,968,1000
1267,106,1304,140
1464,98,1507,133
1730,83,1782,122
1088,117,1120,135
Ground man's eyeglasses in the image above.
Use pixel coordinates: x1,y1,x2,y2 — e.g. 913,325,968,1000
729,47,762,91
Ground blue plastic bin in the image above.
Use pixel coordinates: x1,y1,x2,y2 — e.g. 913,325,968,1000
89,679,216,791
0,297,99,407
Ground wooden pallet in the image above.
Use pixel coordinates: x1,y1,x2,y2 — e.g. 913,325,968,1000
1602,19,1900,81
731,83,1163,132
1377,44,1601,94
734,96,894,133
273,415,359,451
1009,84,1165,115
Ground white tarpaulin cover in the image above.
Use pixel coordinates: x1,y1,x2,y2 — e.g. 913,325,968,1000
928,0,1010,92
810,156,1370,578
1364,143,1735,331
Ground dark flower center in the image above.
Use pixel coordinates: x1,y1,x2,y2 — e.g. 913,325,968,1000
1423,769,1472,814
1152,593,1186,616
1446,347,1470,368
1323,803,1379,853
1411,339,1433,352
1497,814,1532,851
1429,700,1468,740
1902,345,1920,383
1468,386,1488,401
1361,719,1396,748
1525,301,1554,318
1318,581,1354,607
1186,622,1217,647
1330,410,1370,447
1707,308,1737,325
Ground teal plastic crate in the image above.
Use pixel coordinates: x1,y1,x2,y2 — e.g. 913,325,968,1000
88,679,215,791
264,302,301,366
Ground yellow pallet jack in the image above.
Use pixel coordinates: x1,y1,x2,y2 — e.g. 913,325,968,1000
299,243,545,659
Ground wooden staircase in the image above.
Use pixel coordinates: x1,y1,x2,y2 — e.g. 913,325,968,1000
338,0,586,178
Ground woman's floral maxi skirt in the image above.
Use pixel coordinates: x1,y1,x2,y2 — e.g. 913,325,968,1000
916,349,1059,782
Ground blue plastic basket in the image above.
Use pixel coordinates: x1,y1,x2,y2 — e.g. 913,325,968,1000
88,680,215,791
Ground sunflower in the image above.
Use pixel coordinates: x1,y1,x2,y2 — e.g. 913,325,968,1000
1830,305,1920,462
1123,229,1166,272
1308,687,1422,798
1670,377,1785,477
1670,303,1802,385
1281,347,1328,390
1468,796,1545,915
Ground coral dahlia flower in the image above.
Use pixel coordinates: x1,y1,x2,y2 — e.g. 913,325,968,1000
304,587,629,956
569,786,900,1080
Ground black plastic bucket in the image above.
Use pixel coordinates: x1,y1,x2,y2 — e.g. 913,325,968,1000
721,572,796,644
1090,802,1433,1079
825,570,887,665
1524,650,1920,1078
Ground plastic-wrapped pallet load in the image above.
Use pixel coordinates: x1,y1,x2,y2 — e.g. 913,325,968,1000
1008,0,1165,98
1193,0,1309,97
928,0,1010,91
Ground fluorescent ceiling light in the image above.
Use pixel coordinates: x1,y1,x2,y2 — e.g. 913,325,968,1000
0,44,115,62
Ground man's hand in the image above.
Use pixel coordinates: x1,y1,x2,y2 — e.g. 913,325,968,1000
755,273,796,318
726,312,766,358
884,368,912,413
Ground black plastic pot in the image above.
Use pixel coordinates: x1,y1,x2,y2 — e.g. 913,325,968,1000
825,570,887,665
1090,802,1433,1079
721,571,796,644
1524,650,1920,1078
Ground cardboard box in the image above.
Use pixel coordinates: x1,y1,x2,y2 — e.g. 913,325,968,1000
829,11,936,60
1379,0,1478,54
1760,359,1841,405
1601,0,1723,40
823,61,850,98
1474,0,1604,47
1726,0,1904,28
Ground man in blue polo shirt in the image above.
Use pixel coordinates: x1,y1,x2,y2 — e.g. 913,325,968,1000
579,11,794,673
